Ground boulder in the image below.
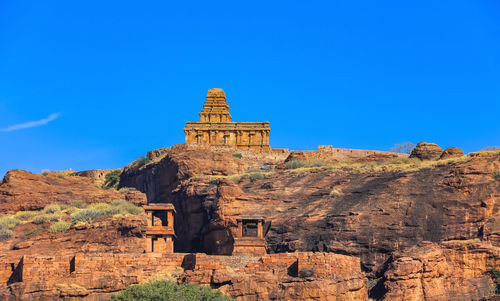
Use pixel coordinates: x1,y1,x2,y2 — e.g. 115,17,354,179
440,147,464,159
409,142,443,160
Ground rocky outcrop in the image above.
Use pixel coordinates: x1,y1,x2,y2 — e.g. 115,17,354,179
410,142,443,160
2,145,499,300
121,147,500,277
0,215,146,264
379,240,499,301
440,147,465,159
0,170,146,213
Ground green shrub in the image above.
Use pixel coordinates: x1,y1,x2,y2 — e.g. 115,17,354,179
71,200,87,209
42,169,50,176
61,205,78,214
112,200,143,215
232,153,242,159
14,210,38,220
25,226,44,238
309,161,325,167
489,266,500,294
71,208,105,223
493,170,500,181
32,215,49,225
0,215,20,229
48,213,61,222
249,172,265,182
134,155,150,168
104,170,122,189
118,187,135,193
91,202,121,215
49,221,71,233
285,160,307,169
70,201,142,223
227,175,242,183
57,174,66,179
0,228,13,241
110,280,234,301
44,204,61,214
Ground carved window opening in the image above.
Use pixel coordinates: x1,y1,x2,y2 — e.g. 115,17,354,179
196,135,202,144
223,135,230,145
153,212,168,227
242,220,258,237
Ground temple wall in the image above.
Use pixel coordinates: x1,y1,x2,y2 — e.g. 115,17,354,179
5,252,367,300
184,122,271,152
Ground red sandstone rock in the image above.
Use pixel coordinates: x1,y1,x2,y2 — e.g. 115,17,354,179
2,252,367,300
381,240,500,301
1,145,499,300
440,146,465,159
120,146,500,295
409,142,443,160
0,169,146,213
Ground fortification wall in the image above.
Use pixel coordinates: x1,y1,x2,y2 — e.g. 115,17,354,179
4,252,367,300
286,145,408,162
72,169,122,187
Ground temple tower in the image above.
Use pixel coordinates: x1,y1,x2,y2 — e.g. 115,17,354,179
199,88,232,122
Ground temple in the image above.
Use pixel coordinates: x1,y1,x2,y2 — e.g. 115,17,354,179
184,88,271,152
144,204,176,253
232,215,267,256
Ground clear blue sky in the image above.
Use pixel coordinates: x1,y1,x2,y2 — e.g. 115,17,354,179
1,1,499,178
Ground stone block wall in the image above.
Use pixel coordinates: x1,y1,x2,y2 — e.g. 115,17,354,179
4,252,368,300
286,145,408,163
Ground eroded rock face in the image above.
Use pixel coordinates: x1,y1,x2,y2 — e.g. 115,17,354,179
380,240,499,301
410,142,443,160
0,170,146,213
121,147,500,283
440,147,465,159
2,145,499,300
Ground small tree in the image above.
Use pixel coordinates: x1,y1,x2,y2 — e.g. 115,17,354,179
134,155,151,168
391,142,416,154
104,170,122,189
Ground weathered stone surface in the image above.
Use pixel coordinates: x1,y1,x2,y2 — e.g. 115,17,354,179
0,169,146,213
2,145,500,300
284,145,406,163
440,146,465,159
2,252,367,300
380,240,500,301
121,147,500,278
0,215,146,267
184,88,271,152
409,142,443,160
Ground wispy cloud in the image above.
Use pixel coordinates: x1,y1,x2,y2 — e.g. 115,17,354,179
0,113,61,132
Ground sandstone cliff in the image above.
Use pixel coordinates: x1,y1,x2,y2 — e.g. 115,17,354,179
119,145,500,299
0,145,499,300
